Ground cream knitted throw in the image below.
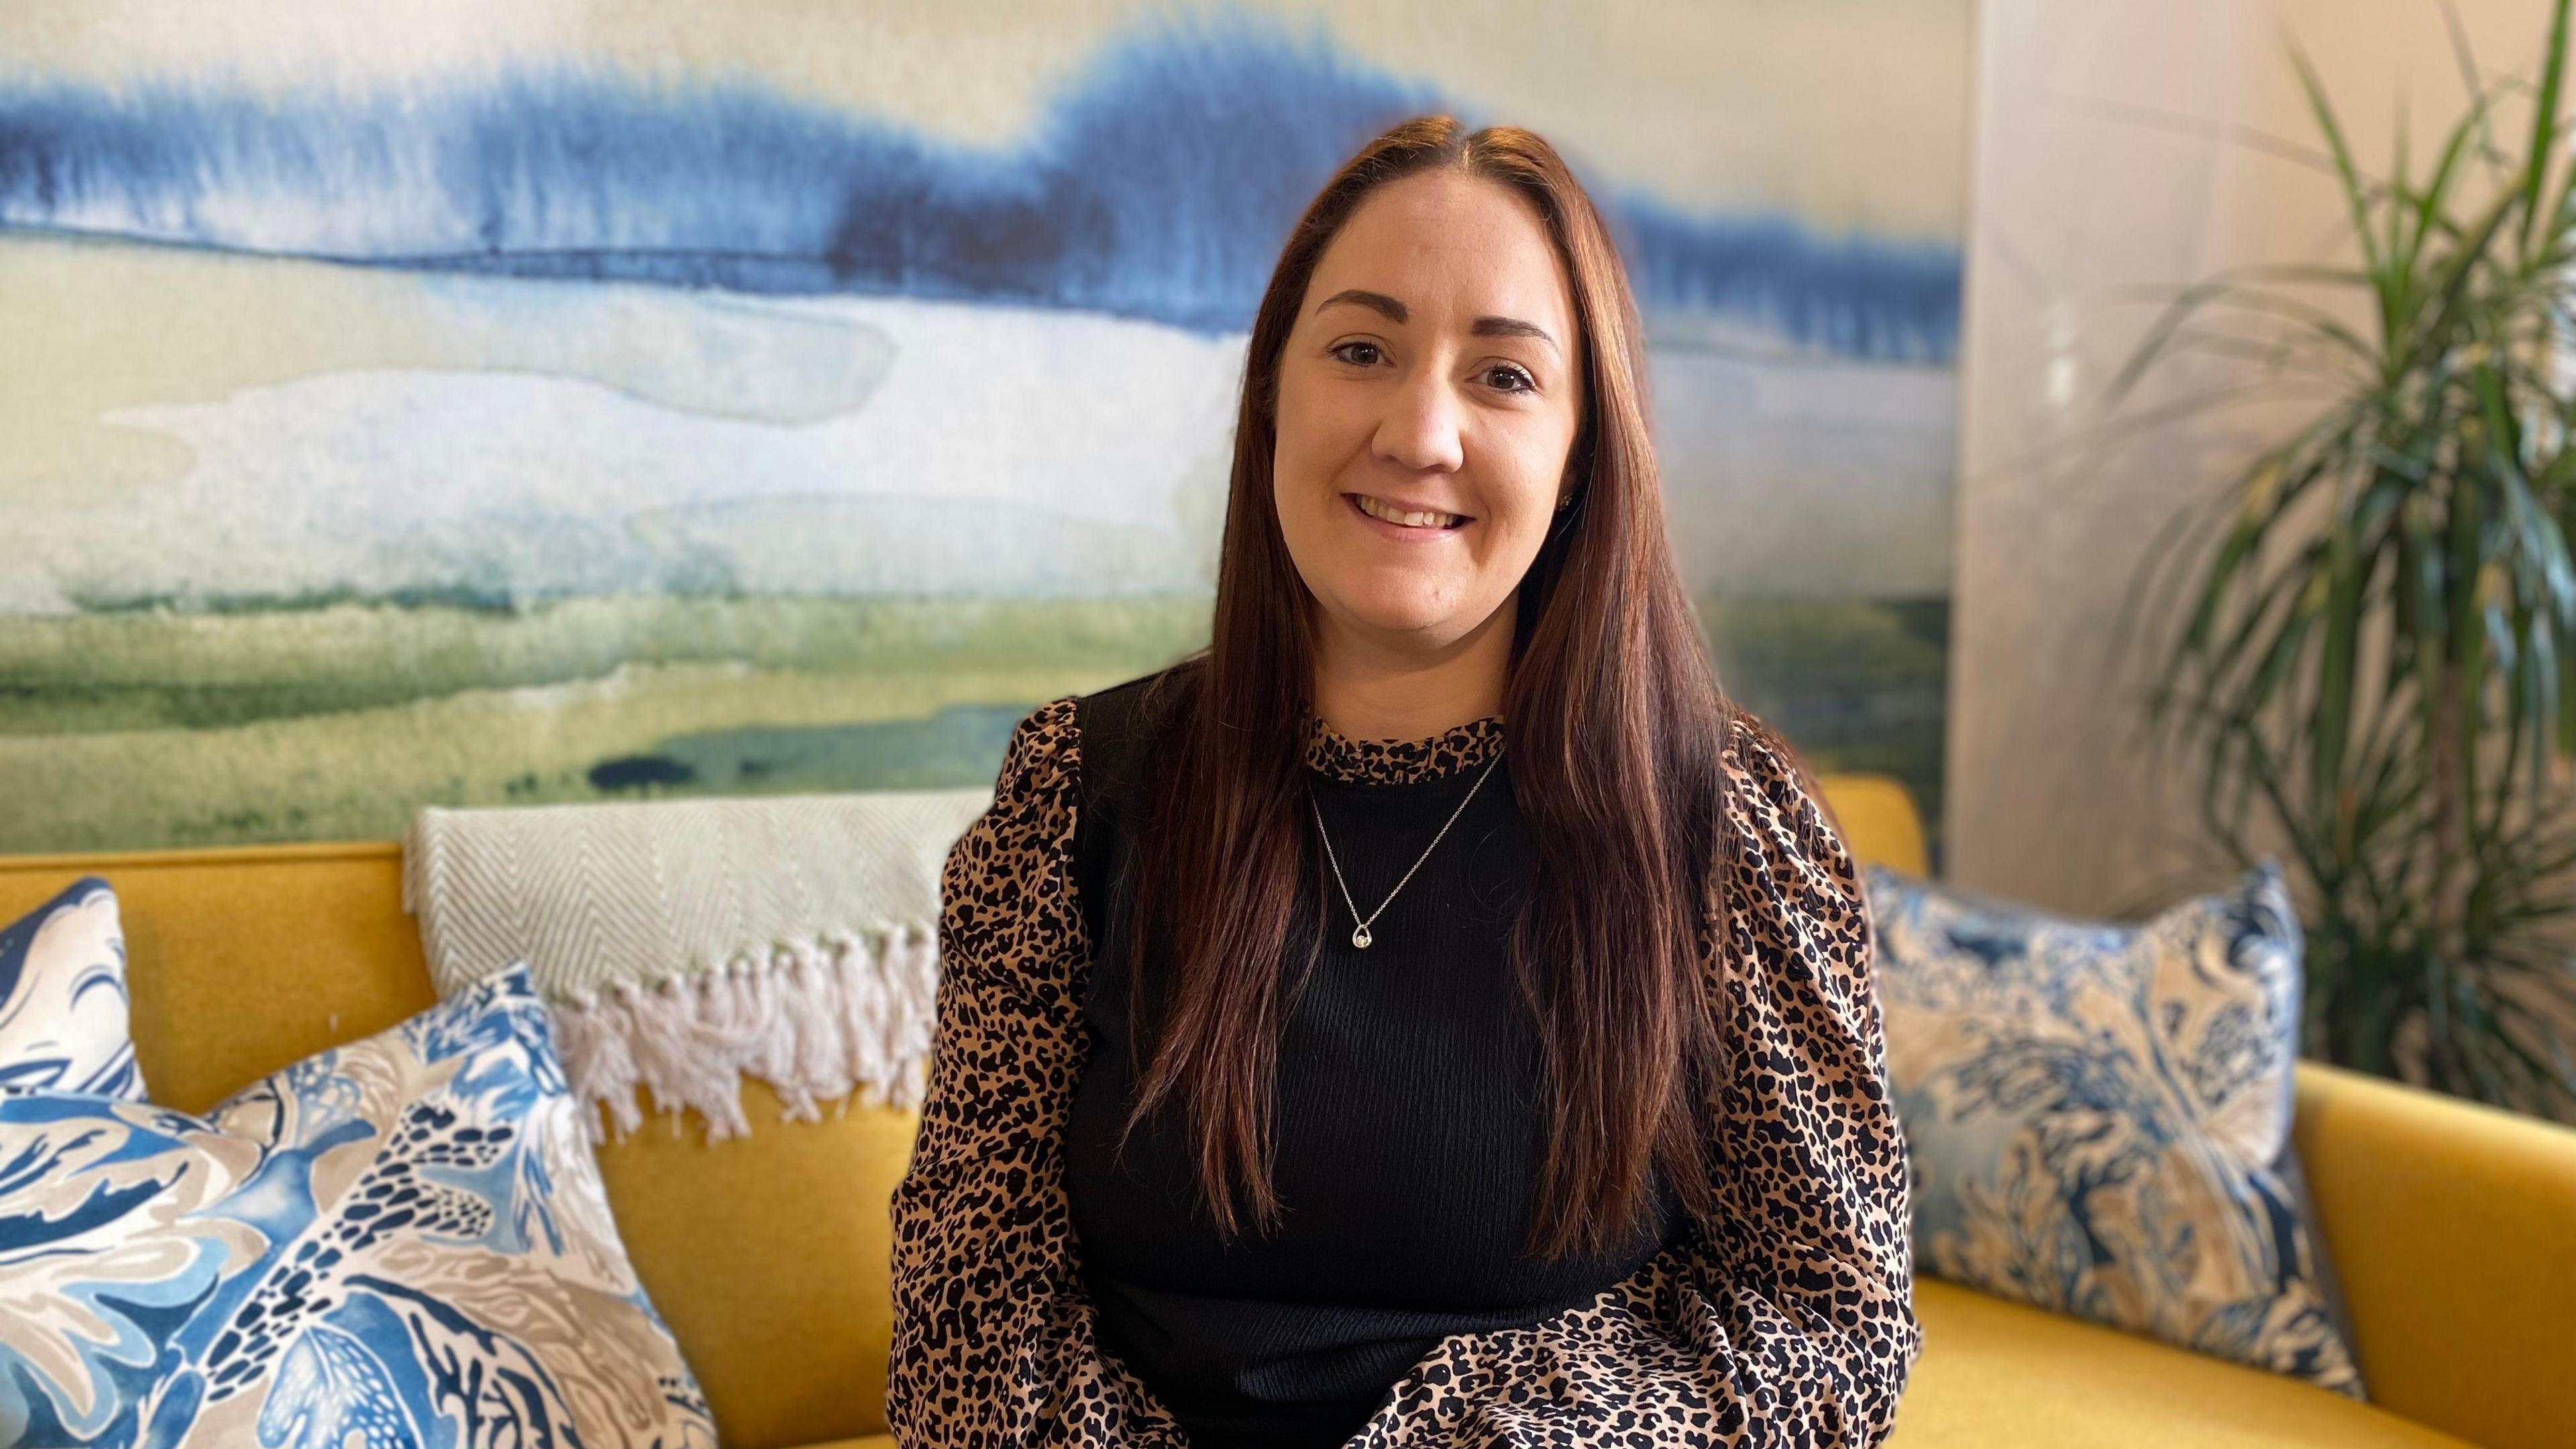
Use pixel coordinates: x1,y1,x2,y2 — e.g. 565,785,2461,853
401,788,993,1141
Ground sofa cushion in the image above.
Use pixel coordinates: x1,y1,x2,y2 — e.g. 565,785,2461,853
0,847,902,1449
748,1289,2491,1448
1866,858,2364,1398
1892,1279,2471,1446
0,964,714,1448
0,875,143,1099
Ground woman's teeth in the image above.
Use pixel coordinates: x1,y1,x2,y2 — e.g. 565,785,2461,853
1356,494,1464,529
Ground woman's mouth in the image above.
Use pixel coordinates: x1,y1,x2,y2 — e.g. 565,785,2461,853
1347,492,1470,537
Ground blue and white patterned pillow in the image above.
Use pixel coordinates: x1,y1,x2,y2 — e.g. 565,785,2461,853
0,876,142,1100
1864,857,2366,1398
0,964,714,1449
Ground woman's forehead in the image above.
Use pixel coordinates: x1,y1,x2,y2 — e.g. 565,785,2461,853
1307,172,1574,335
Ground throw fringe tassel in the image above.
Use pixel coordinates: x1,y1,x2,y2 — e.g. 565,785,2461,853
549,921,940,1144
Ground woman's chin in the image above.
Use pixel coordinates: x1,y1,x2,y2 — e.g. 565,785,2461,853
1320,588,1493,643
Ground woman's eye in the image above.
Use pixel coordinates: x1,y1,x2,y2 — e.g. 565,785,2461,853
1485,364,1536,394
1331,341,1384,367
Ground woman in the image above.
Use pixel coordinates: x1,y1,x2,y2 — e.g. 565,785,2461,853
888,115,1921,1448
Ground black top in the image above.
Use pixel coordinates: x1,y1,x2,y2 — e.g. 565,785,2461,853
1061,670,1689,1448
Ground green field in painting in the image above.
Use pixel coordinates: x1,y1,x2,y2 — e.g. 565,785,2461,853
0,592,1945,866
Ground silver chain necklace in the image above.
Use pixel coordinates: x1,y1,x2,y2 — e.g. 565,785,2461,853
1309,748,1505,949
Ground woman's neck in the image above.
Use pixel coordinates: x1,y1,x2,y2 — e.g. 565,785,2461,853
1308,593,1514,743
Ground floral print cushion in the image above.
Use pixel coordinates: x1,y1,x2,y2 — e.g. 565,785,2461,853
1864,857,2366,1398
0,964,714,1448
0,876,143,1101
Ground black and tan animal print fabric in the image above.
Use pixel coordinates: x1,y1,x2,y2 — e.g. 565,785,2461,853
888,694,1922,1447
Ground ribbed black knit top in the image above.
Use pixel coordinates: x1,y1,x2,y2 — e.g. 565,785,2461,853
1060,670,1688,1449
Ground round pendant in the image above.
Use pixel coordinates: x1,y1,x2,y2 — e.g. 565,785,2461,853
1351,923,1373,949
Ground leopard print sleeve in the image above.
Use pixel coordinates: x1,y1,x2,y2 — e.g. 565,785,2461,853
1346,715,1923,1449
1696,718,1924,1444
885,696,1191,1449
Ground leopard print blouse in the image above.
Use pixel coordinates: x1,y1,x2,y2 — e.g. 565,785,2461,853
888,694,1923,1448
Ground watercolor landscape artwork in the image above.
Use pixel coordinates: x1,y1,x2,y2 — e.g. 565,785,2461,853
0,1,1970,861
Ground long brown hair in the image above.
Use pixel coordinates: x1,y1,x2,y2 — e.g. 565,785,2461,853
1114,114,1745,1262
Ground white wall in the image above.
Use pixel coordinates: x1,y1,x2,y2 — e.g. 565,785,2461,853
1950,0,2560,918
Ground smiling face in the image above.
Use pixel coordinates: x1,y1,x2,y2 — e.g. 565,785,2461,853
1271,168,1585,662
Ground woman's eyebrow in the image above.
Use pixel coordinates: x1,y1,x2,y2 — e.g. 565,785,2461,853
1316,288,1560,354
1316,288,1407,323
1472,315,1558,353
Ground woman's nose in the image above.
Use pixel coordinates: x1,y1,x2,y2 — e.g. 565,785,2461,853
1371,365,1465,474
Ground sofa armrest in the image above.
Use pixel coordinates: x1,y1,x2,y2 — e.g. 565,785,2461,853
2291,1057,2576,1449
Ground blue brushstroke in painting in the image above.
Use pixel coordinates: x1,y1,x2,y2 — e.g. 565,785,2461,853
0,11,1959,361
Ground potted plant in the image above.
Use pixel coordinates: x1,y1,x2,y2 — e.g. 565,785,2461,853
2107,0,2576,1116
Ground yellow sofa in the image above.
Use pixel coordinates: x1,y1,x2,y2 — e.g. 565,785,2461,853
4,773,2571,1449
